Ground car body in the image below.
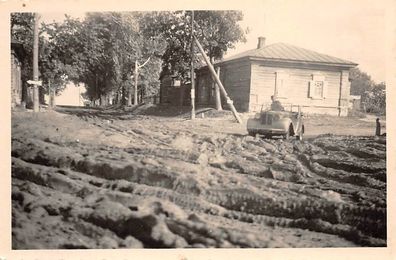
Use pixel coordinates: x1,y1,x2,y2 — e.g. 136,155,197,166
247,106,304,140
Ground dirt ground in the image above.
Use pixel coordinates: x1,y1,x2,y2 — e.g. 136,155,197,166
11,105,386,248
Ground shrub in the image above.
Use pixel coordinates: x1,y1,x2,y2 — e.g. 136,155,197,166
347,109,367,118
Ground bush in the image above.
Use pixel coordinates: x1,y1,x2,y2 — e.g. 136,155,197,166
347,109,367,118
361,82,386,115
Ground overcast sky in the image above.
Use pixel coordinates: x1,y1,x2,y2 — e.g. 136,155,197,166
39,0,386,103
225,0,386,83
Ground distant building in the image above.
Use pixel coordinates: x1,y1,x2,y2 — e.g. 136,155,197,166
11,41,25,108
195,37,358,116
160,74,191,106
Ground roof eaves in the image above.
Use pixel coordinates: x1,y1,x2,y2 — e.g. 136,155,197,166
214,56,251,66
248,56,358,67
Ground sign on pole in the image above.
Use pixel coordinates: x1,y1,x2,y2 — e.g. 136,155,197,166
27,80,42,86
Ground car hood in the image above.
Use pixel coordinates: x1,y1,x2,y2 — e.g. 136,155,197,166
260,111,296,116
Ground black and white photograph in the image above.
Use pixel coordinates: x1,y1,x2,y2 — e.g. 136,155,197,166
1,0,395,258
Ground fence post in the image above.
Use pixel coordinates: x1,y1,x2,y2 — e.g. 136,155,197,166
376,118,381,136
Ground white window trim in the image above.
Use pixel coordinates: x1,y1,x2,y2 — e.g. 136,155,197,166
275,71,289,99
309,74,328,100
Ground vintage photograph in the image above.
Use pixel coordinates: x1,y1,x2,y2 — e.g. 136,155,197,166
9,0,387,250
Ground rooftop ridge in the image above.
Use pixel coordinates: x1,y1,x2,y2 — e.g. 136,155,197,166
221,42,357,66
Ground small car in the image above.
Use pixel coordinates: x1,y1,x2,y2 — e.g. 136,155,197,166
247,105,304,140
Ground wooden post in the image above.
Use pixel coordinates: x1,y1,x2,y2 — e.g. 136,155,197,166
127,84,131,106
32,13,40,112
214,66,222,111
376,118,381,136
48,79,55,109
131,57,150,106
190,10,196,120
193,36,242,124
134,60,138,105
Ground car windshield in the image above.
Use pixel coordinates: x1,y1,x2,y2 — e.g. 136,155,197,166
260,103,302,113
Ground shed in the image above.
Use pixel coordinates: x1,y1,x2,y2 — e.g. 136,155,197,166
160,74,191,106
196,37,358,116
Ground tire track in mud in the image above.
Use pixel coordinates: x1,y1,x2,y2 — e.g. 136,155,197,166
11,112,386,248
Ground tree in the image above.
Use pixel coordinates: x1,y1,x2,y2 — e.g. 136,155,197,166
11,13,75,107
194,11,246,61
139,11,247,83
362,82,386,115
11,13,35,107
40,16,85,96
349,67,375,96
80,12,166,105
12,11,245,107
42,12,166,106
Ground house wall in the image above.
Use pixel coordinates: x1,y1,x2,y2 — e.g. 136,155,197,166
160,75,172,104
220,61,251,112
11,50,23,108
196,71,213,105
196,60,252,112
160,75,190,106
339,70,351,116
249,61,351,116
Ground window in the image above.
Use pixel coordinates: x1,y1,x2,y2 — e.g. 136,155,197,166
275,71,289,98
173,79,181,87
314,81,324,97
309,74,327,99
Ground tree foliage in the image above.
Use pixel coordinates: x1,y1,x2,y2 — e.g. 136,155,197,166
349,67,386,114
349,67,375,96
362,82,386,115
139,11,247,82
11,11,246,106
45,13,168,103
12,13,77,104
11,13,35,104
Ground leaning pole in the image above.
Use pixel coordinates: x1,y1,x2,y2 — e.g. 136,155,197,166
193,36,242,124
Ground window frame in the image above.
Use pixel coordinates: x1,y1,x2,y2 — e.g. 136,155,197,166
309,74,328,99
275,71,289,99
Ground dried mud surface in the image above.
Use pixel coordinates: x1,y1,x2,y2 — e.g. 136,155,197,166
11,106,386,248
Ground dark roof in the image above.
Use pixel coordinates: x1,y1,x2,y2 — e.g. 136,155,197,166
221,42,357,66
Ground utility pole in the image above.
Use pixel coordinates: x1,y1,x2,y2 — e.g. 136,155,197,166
193,35,242,124
209,56,222,110
131,57,151,106
190,10,196,120
32,13,40,112
214,65,222,111
134,60,138,105
48,79,54,109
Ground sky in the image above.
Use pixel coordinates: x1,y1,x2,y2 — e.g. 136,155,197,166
53,84,86,106
38,0,387,105
224,0,386,83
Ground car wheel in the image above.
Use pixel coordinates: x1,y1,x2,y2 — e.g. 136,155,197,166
297,133,303,141
296,125,305,140
284,124,293,140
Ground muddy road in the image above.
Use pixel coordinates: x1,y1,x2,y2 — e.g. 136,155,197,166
11,106,386,248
